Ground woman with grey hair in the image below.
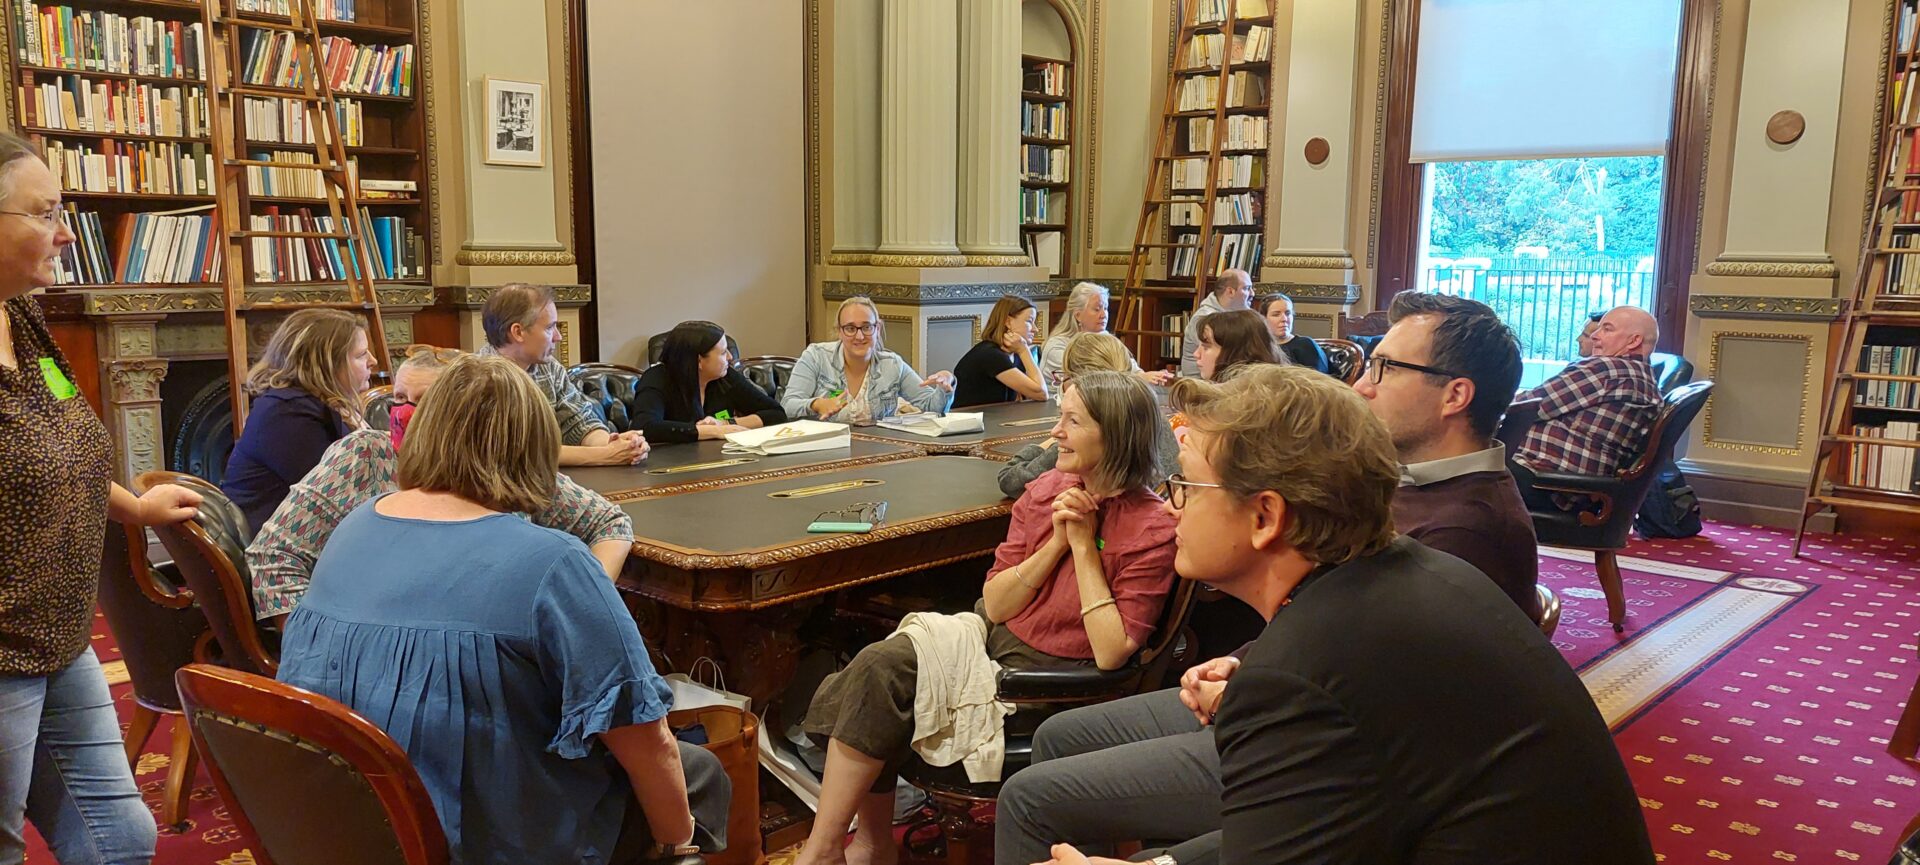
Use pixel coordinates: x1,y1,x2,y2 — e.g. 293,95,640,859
1040,282,1174,388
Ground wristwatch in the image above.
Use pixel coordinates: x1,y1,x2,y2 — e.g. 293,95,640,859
645,840,702,859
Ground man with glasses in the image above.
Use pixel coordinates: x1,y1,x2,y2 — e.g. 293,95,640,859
1007,366,1653,865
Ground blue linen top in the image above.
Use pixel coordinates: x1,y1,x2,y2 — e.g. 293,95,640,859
277,497,673,865
221,386,353,535
780,340,955,421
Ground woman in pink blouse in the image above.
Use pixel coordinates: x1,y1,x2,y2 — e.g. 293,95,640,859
796,370,1179,865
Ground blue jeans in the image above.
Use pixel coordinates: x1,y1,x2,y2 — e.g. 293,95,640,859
0,648,156,865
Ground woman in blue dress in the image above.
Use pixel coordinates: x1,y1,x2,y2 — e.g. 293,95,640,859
276,354,729,865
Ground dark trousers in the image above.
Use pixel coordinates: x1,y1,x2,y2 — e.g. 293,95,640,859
610,740,732,863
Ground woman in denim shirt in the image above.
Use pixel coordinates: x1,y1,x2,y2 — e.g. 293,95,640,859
783,296,957,423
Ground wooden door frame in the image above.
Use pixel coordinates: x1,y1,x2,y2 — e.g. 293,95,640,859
1373,0,1715,355
566,0,601,362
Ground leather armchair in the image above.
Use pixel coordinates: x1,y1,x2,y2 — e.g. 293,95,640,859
1316,338,1367,385
1649,351,1695,395
135,470,280,675
1504,381,1714,632
738,355,798,402
568,362,647,434
361,384,397,431
646,331,741,368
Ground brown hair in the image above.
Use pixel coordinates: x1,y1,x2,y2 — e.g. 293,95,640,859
1170,364,1399,565
0,131,43,206
481,283,556,348
395,354,559,514
244,308,367,428
1062,332,1134,377
981,295,1036,345
1199,308,1285,381
1063,370,1161,494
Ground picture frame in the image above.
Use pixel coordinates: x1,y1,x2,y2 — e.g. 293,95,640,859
484,77,545,167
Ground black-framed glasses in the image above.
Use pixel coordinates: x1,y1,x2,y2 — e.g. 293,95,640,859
1364,355,1467,385
838,323,879,336
1159,473,1225,509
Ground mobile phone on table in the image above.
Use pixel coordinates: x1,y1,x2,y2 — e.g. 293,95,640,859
807,501,887,534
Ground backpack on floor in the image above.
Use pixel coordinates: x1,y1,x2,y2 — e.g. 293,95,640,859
1634,461,1703,539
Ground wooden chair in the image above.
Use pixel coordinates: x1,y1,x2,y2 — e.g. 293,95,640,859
1535,584,1561,637
174,664,448,865
1316,337,1367,385
135,471,279,675
568,362,648,433
1337,310,1390,339
738,355,799,401
1502,381,1714,632
897,579,1204,865
96,522,209,830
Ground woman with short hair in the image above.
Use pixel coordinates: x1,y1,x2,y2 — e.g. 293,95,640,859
784,296,956,424
1257,293,1329,374
998,333,1180,497
276,354,729,864
1193,308,1287,382
633,320,785,443
953,294,1050,407
221,307,374,532
795,370,1177,865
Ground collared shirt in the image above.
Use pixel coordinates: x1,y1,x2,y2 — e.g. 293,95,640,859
1179,293,1229,378
476,343,609,445
1515,354,1660,477
1400,443,1510,487
780,340,955,421
247,428,634,619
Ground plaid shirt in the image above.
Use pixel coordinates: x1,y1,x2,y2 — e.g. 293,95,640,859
1515,354,1660,477
246,429,634,619
476,344,610,445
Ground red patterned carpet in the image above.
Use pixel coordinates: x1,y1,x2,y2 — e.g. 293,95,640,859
24,522,1920,864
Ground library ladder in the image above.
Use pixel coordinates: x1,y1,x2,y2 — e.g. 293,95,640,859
1112,0,1249,368
199,0,389,435
1793,2,1920,553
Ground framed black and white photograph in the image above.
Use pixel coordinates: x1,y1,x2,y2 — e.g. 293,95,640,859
484,77,544,167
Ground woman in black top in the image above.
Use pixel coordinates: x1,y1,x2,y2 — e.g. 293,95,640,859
1258,293,1329,374
953,295,1049,407
633,320,785,443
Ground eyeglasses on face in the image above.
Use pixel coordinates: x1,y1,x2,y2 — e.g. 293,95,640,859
838,323,879,336
1158,473,1226,509
1364,355,1467,385
0,208,64,229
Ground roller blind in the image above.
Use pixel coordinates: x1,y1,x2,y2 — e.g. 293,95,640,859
1409,0,1684,163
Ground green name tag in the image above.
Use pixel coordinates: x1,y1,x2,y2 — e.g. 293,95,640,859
39,358,77,400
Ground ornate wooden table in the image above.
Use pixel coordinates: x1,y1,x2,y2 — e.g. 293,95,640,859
563,437,919,502
848,399,1060,455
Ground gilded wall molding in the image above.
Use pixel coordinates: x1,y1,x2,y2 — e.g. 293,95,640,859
964,253,1037,267
454,249,579,267
1262,282,1362,303
807,0,824,267
1083,0,1101,263
1688,295,1843,321
927,313,984,344
1704,331,1812,455
868,253,971,268
1701,259,1839,279
1690,0,1721,273
1262,255,1358,271
1868,0,1897,248
827,252,874,266
1366,0,1391,270
822,280,1060,305
82,286,435,315
441,284,593,307
422,0,440,267
1092,252,1131,265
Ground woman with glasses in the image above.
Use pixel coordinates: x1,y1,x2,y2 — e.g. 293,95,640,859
632,320,785,443
1192,308,1286,382
782,296,956,424
794,370,1176,865
998,333,1179,497
0,131,203,865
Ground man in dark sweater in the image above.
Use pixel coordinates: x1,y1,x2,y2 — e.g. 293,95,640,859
1023,366,1653,865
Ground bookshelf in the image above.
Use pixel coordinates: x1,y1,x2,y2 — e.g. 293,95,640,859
1021,53,1071,278
1794,0,1920,550
1114,0,1274,370
9,0,433,291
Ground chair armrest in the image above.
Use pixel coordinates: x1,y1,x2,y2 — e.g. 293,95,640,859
1525,471,1621,526
996,665,1141,702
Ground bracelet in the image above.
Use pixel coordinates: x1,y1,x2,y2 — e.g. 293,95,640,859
1080,597,1117,617
1008,564,1045,591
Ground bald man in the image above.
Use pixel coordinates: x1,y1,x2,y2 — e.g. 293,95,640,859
1507,306,1662,507
1179,269,1254,377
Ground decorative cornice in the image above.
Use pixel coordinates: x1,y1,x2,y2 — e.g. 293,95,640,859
1262,254,1357,271
441,284,593,307
826,252,874,266
454,249,578,267
1262,282,1362,304
1688,294,1843,321
962,253,1037,267
81,286,435,315
822,280,1061,305
867,253,971,268
807,0,824,273
1092,252,1131,265
1701,259,1839,279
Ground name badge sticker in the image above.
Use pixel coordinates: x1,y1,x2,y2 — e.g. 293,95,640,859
39,358,77,400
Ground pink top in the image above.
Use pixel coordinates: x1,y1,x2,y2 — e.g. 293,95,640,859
988,469,1179,659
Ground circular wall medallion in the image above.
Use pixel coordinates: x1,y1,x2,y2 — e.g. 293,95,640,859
1766,110,1805,146
1304,137,1331,166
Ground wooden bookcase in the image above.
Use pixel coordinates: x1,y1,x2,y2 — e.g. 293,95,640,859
7,0,432,292
1020,52,1071,278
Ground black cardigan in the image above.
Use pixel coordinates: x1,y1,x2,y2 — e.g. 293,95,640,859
631,365,785,444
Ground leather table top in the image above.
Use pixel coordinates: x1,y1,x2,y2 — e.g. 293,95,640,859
563,437,919,502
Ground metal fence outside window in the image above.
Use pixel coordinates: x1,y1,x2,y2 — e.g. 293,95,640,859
1421,258,1656,385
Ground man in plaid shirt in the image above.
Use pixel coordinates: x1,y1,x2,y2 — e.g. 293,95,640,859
1508,306,1662,509
477,282,650,466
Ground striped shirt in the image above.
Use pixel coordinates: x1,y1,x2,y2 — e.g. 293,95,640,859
1515,354,1660,477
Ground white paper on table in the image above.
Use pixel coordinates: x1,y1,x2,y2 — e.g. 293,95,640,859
875,411,985,438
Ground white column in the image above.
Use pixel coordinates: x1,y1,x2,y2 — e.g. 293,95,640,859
956,0,1027,265
875,0,965,266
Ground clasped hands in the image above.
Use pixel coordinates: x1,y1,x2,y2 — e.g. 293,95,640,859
1048,485,1102,553
594,430,650,465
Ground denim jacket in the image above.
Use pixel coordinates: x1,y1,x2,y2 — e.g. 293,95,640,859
782,341,955,421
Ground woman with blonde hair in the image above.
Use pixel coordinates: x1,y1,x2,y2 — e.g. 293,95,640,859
784,296,956,424
221,307,374,533
998,333,1180,496
277,354,730,863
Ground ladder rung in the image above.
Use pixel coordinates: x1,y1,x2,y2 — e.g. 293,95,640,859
1856,310,1920,321
227,85,325,102
226,158,342,171
1809,493,1920,512
1825,434,1920,449
234,230,351,239
1842,372,1920,383
243,302,371,312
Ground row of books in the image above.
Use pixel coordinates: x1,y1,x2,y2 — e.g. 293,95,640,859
245,149,337,199
235,0,358,21
1169,232,1262,278
1021,188,1065,225
51,205,221,284
52,203,113,284
1175,72,1266,112
1880,230,1920,295
249,207,421,282
1179,26,1272,69
1902,0,1916,54
13,4,207,80
1022,101,1068,140
242,95,366,147
239,31,414,98
1187,116,1267,151
1858,343,1920,409
1023,61,1068,97
1159,311,1190,359
18,72,208,137
1022,144,1068,184
1188,0,1270,26
1846,422,1920,493
44,137,210,195
1171,154,1264,189
1168,192,1261,226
